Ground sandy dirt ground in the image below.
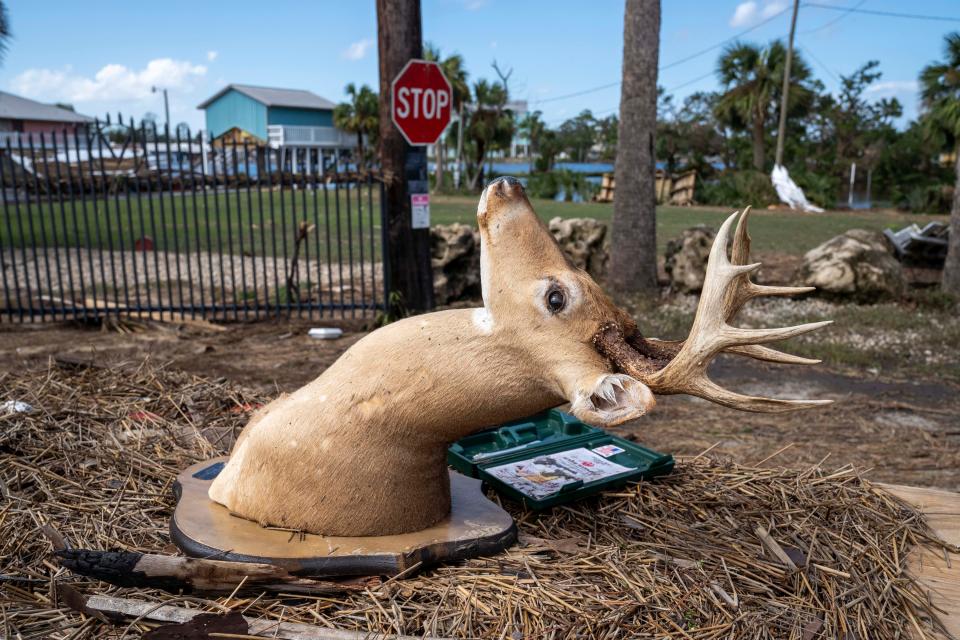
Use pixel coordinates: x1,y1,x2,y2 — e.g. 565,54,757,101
2,312,958,492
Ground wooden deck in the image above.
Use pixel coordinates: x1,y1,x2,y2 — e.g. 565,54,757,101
883,484,960,639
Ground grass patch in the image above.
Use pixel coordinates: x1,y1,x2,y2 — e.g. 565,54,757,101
623,292,960,384
2,187,383,261
431,195,947,256
1,190,947,260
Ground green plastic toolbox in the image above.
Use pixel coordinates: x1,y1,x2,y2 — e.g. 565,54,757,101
448,409,674,510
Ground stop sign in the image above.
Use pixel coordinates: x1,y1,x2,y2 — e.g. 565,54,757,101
391,59,453,146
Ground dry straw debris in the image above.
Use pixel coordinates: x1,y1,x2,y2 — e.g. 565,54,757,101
0,359,953,638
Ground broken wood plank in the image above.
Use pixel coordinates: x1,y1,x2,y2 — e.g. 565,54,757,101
54,549,371,595
882,483,960,640
79,593,451,640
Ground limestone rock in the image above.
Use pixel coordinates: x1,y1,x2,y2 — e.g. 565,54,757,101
548,217,609,281
431,223,481,304
797,229,904,301
664,225,715,293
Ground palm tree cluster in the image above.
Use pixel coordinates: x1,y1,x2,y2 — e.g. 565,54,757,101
920,32,960,294
333,83,379,171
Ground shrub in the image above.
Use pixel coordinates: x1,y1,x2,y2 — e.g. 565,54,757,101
526,172,560,199
788,168,837,210
697,170,778,208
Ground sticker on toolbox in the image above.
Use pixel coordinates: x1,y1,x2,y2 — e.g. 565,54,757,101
591,444,625,457
485,448,634,499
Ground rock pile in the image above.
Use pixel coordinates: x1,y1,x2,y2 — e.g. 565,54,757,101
430,223,481,304
664,225,715,293
548,217,610,281
797,229,904,301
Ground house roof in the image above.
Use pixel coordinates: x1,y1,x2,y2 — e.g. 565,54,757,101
0,91,95,124
197,84,337,111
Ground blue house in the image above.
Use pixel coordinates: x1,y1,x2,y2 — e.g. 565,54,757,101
198,84,355,173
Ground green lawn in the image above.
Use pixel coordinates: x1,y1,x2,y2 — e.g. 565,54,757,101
0,189,947,260
430,195,948,257
1,188,383,262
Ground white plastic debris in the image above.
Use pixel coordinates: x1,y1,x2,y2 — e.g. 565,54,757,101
308,327,343,340
2,400,34,414
771,164,824,213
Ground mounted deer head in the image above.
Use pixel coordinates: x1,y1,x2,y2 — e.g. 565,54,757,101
209,177,831,536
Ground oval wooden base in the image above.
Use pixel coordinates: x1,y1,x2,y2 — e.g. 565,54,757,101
171,458,517,577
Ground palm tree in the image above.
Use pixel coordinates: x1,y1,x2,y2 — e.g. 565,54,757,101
333,83,379,171
424,45,470,191
920,32,960,295
0,2,10,64
609,0,660,295
518,110,547,170
464,78,512,191
715,40,813,172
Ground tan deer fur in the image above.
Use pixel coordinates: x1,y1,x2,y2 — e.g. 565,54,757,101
209,177,829,536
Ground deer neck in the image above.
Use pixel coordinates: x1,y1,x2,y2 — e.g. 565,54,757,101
209,307,563,536
313,307,561,443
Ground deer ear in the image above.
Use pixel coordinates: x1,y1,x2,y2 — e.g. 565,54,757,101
568,373,655,427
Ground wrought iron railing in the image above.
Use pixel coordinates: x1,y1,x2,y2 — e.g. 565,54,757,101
0,116,388,323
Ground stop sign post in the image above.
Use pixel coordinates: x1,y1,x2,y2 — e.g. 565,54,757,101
391,60,452,234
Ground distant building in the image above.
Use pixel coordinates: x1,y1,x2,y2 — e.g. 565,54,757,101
506,100,529,158
0,90,94,146
198,84,356,173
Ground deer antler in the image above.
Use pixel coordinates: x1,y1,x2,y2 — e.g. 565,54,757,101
596,208,832,413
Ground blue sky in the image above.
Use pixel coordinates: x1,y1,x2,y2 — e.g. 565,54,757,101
1,0,957,133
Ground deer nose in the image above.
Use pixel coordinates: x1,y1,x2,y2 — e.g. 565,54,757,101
486,176,525,200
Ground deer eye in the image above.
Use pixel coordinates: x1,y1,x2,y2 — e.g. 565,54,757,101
547,288,566,313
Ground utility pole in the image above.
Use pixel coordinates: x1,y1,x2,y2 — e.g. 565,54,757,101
774,0,800,168
152,86,170,133
376,0,434,312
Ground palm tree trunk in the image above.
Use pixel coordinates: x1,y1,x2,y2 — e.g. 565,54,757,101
433,140,444,193
609,0,660,294
751,114,765,172
943,143,960,295
468,141,486,191
454,103,465,190
357,131,365,172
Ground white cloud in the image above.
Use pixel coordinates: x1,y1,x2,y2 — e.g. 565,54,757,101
341,38,374,61
729,0,788,27
730,1,758,27
11,58,207,104
864,80,919,97
206,50,218,62
761,0,788,18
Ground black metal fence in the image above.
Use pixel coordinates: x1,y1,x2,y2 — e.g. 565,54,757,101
0,116,389,322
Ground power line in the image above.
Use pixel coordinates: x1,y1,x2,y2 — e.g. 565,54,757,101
534,0,958,113
534,81,620,105
533,3,793,105
660,3,792,71
665,70,717,93
800,0,866,35
803,3,960,23
797,42,841,84
545,70,717,127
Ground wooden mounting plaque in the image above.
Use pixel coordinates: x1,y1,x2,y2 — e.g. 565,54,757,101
171,458,517,577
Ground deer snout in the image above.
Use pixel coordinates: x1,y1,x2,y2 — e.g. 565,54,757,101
478,176,528,227
488,175,523,194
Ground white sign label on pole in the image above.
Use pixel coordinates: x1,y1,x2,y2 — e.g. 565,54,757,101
411,193,430,229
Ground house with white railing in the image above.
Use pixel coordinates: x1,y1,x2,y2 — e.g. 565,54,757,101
198,84,355,174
